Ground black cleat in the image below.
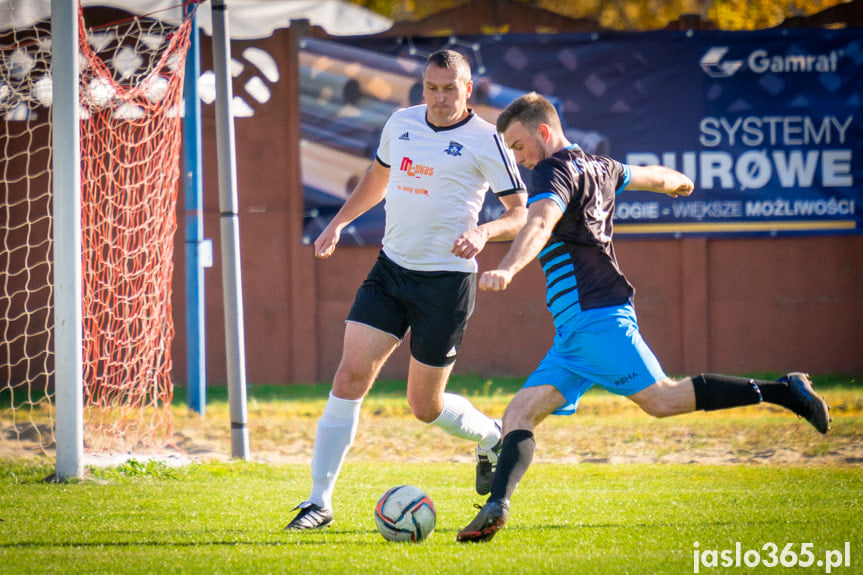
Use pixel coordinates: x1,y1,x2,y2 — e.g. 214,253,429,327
779,372,830,434
475,420,502,496
284,502,334,531
457,500,510,543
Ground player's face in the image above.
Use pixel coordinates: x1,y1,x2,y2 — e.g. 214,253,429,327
503,121,547,170
422,65,473,127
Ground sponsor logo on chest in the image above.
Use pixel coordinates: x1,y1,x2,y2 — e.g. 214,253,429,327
400,156,435,178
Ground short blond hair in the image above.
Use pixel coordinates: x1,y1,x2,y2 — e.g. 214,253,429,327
497,92,562,134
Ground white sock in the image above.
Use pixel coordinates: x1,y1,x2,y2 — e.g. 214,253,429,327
308,392,363,509
430,393,500,449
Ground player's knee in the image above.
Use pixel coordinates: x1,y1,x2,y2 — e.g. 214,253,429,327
639,399,676,418
630,391,673,418
502,410,535,432
630,379,683,418
409,399,438,423
405,389,439,422
332,366,373,400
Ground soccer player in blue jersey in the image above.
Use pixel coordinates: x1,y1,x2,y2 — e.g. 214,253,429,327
456,92,830,543
285,50,527,531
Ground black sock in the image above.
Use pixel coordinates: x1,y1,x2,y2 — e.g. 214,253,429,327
692,374,794,412
489,430,535,504
756,377,793,408
692,374,763,411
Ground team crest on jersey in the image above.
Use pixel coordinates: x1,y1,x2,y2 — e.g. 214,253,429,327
399,132,410,140
445,141,464,156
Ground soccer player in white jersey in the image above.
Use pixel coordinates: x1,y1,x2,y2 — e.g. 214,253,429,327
285,50,527,531
456,92,830,543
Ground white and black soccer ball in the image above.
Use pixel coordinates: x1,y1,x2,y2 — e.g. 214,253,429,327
373,485,436,542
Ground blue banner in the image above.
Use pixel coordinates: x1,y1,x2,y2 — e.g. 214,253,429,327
300,30,862,243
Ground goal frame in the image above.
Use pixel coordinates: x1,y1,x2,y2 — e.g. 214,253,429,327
48,0,249,478
52,0,83,481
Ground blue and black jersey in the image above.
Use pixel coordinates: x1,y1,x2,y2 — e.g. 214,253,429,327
528,144,634,328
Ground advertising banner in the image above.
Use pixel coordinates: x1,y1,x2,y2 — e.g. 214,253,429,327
300,29,862,243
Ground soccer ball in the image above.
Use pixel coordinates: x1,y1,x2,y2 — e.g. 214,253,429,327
373,485,436,542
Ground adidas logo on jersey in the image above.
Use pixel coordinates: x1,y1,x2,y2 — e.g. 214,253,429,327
399,132,410,140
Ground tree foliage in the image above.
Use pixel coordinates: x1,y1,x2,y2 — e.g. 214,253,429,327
352,0,852,30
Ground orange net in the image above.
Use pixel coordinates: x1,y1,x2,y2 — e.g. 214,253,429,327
1,4,195,456
78,8,193,452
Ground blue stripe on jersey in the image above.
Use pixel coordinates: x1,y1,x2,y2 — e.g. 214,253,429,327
546,263,574,285
547,276,580,323
542,253,570,273
547,274,576,301
539,241,564,259
617,164,631,194
551,299,582,326
538,242,581,326
528,192,567,213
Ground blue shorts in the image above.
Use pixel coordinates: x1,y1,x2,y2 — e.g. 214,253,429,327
522,303,665,415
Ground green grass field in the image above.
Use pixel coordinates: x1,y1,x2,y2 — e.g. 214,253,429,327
1,461,860,574
1,374,862,574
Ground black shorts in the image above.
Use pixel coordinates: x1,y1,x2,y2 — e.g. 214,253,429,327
347,252,476,367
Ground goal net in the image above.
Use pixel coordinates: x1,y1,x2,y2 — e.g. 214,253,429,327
1,2,195,456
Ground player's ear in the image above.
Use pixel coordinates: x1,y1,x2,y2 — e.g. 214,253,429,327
464,79,473,100
539,123,551,142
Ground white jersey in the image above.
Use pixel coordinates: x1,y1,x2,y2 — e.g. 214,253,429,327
375,105,525,272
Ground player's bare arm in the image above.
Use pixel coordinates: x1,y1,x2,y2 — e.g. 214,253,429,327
479,197,563,291
452,192,528,259
314,160,390,258
628,164,694,198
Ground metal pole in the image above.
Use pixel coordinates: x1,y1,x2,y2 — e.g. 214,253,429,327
211,0,249,459
184,3,207,415
52,0,83,480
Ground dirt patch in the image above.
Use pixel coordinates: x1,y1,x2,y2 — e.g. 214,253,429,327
4,395,862,468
